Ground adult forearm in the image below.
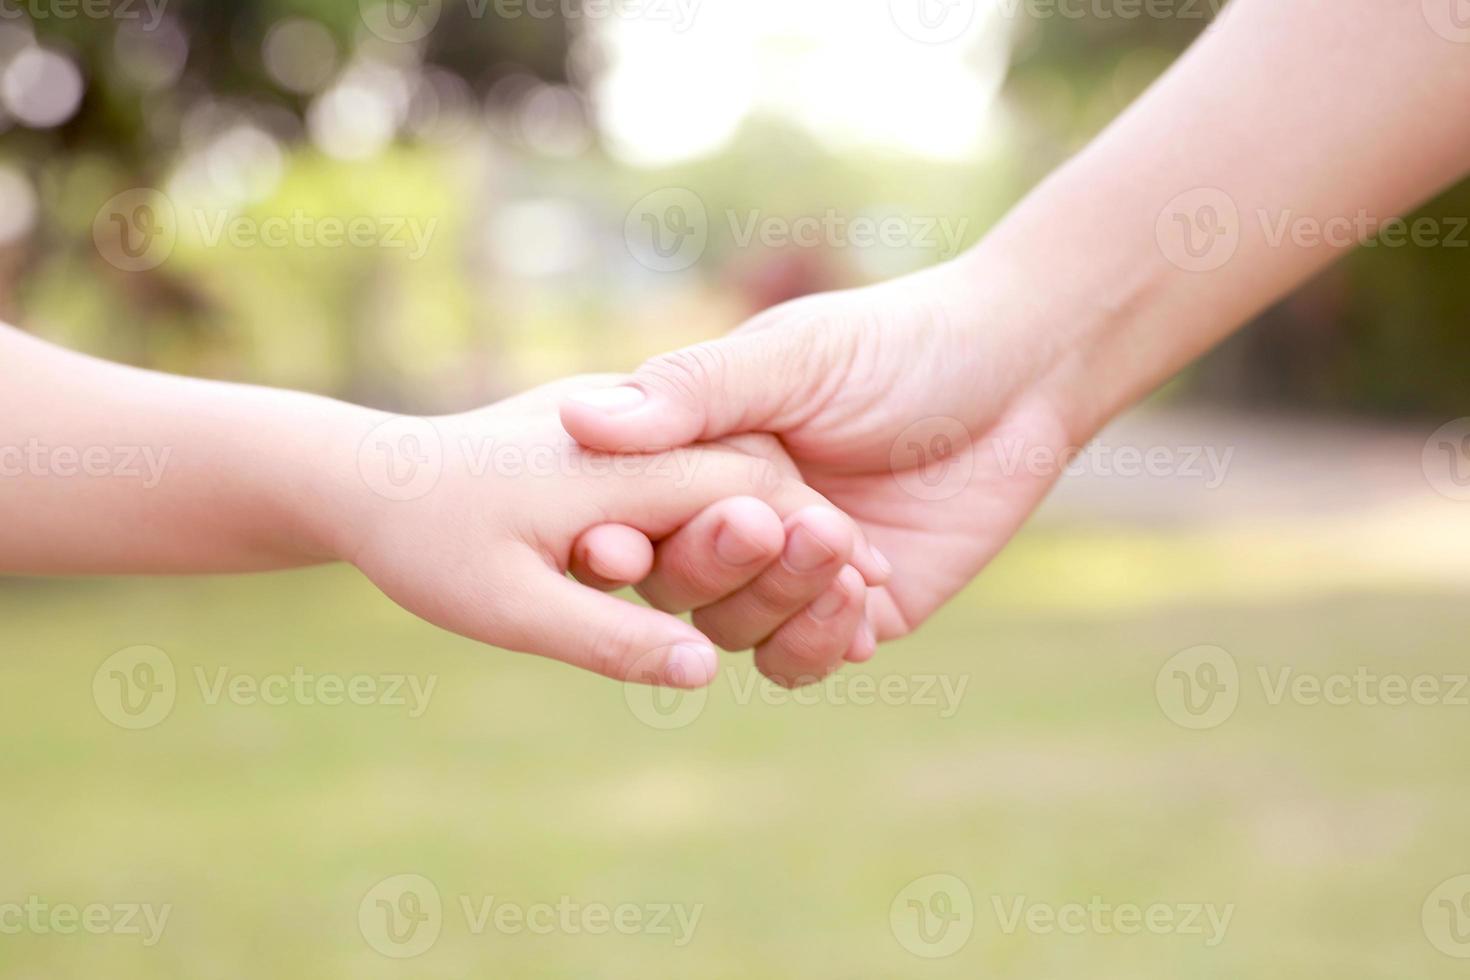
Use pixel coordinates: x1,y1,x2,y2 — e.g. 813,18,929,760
0,324,366,574
960,0,1470,440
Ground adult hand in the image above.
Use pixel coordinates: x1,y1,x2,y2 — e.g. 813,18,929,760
562,260,1082,645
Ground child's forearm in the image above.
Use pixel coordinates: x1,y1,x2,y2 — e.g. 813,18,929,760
0,323,365,574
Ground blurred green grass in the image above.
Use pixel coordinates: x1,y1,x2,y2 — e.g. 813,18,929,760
2,529,1468,978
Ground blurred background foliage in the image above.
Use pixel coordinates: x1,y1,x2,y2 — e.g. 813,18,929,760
0,0,1463,414
3,6,1468,979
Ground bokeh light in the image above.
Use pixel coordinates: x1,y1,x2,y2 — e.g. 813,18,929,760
1,45,83,129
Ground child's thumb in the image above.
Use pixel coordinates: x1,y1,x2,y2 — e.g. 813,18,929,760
498,556,721,689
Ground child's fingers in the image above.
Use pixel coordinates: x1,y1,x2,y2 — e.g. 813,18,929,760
691,506,854,652
570,523,654,591
596,446,888,586
753,565,867,688
635,496,785,613
495,555,721,689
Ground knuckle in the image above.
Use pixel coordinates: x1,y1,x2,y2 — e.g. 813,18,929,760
740,457,785,499
642,344,730,406
584,618,647,683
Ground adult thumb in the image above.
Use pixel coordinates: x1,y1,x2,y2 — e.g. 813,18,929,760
560,330,799,453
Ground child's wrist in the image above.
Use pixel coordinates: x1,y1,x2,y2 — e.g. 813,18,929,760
278,399,390,567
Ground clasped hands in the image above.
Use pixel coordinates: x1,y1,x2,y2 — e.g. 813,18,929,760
344,259,1082,690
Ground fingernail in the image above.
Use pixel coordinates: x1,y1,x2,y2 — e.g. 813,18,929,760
665,642,718,688
783,525,837,573
569,385,646,413
715,522,768,566
809,583,848,621
870,546,892,579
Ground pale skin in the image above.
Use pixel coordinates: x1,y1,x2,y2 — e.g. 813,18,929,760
7,0,1467,691
565,0,1470,676
0,324,887,687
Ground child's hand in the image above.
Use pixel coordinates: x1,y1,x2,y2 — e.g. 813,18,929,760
335,378,884,688
569,489,883,687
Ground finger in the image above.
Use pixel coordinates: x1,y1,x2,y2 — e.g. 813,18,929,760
487,553,721,689
636,496,784,613
753,565,867,688
559,331,800,453
587,444,888,587
844,618,878,664
692,506,854,652
570,524,654,591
